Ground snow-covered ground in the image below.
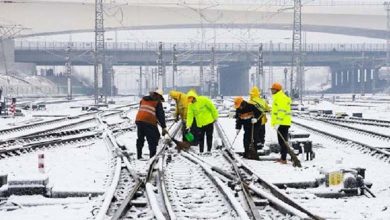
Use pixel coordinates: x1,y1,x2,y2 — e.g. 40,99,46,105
1,95,390,219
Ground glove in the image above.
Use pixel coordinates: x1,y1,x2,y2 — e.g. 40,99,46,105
174,117,179,122
185,127,191,133
162,128,168,136
251,118,258,124
274,125,280,130
236,129,240,135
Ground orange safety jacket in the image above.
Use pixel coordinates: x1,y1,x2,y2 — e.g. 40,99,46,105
136,99,159,126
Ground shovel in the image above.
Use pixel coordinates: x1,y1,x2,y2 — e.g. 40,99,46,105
277,129,302,168
163,129,191,151
158,121,191,151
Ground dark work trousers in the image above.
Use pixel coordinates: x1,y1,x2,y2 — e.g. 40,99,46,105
257,123,265,149
180,121,186,141
243,123,260,158
277,125,290,160
136,122,160,159
189,118,199,146
198,123,214,153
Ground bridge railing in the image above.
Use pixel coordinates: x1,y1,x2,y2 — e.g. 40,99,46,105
14,40,386,52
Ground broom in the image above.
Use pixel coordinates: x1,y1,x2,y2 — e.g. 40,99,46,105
276,128,302,168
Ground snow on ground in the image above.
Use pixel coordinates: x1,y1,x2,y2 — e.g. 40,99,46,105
219,95,390,219
0,131,112,219
1,95,390,219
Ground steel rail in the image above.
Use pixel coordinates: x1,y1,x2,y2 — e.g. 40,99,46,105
215,121,322,220
110,122,181,220
293,121,390,159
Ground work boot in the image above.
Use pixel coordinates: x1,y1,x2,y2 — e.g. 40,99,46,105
279,160,287,164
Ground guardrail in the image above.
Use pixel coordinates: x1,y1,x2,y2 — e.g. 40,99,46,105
14,41,387,52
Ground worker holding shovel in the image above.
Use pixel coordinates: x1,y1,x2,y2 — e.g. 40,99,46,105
270,83,301,167
233,97,262,159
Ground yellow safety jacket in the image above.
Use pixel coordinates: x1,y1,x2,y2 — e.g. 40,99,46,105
186,90,219,128
169,91,188,121
249,97,270,125
271,90,292,126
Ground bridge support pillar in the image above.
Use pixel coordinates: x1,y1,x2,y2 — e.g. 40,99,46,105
103,57,113,97
330,63,379,94
0,39,15,74
219,62,250,96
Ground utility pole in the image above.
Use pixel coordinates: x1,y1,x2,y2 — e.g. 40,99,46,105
257,43,264,94
199,44,204,95
291,0,303,102
65,44,72,100
385,2,390,77
157,42,165,90
172,44,178,90
210,46,217,97
94,0,105,104
268,41,273,93
139,66,143,97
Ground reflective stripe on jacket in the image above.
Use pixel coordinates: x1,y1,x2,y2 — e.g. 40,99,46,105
136,99,159,126
235,101,261,130
271,90,291,126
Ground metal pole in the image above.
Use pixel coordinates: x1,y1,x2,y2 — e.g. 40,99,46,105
139,66,143,97
65,45,72,100
172,44,177,90
157,42,164,90
291,0,303,101
385,2,390,79
94,0,105,104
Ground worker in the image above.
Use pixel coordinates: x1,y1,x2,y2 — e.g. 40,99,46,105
135,88,168,159
186,90,219,153
248,86,270,149
270,83,292,164
234,97,262,159
169,90,195,142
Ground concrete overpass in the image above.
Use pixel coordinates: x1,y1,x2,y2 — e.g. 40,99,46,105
0,0,387,39
14,40,386,95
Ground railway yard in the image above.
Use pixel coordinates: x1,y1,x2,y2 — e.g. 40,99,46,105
0,95,390,220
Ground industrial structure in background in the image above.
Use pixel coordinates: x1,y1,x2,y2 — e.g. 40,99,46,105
157,42,166,91
385,2,390,80
65,43,72,100
257,43,265,94
291,0,304,101
94,0,105,104
172,44,178,90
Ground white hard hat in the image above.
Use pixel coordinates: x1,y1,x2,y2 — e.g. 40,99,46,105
153,88,164,101
154,88,163,97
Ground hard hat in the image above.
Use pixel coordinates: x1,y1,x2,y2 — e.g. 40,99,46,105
153,88,164,101
271,83,282,91
233,96,244,109
250,86,260,97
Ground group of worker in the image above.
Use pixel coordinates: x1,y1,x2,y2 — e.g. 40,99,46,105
134,82,291,164
233,83,291,163
135,88,218,160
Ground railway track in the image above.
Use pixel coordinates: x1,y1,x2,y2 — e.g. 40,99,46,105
0,104,136,146
319,115,390,128
105,122,320,219
293,116,390,162
0,105,137,159
94,119,181,220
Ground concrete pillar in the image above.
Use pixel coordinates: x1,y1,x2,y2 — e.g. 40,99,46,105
0,39,15,74
331,70,337,90
219,62,250,96
103,60,113,97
